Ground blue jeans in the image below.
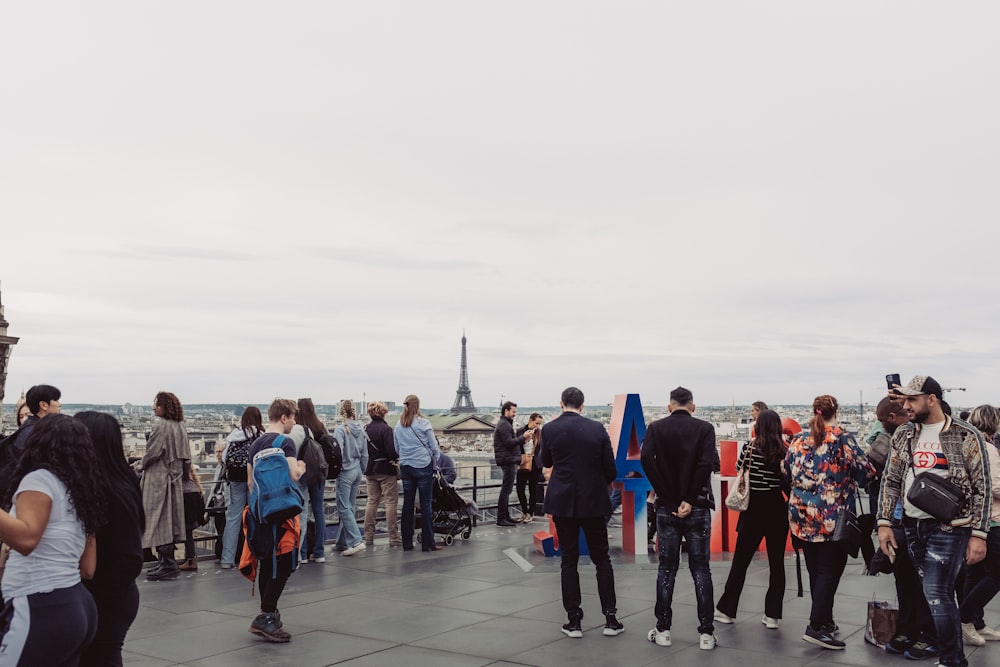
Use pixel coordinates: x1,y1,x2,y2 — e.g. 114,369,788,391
299,480,326,558
401,462,435,550
334,467,363,550
905,519,970,667
655,506,714,634
220,481,248,566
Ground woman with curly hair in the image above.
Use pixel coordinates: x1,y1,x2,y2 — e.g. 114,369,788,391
75,411,145,667
0,414,106,665
138,391,190,581
715,409,790,629
783,395,874,650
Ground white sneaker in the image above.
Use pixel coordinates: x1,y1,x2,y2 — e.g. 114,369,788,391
314,556,326,563
342,543,365,557
762,615,779,629
713,610,734,624
700,633,717,650
647,627,671,646
962,622,986,646
978,625,1000,641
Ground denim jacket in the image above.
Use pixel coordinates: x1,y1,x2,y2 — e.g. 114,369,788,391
876,416,991,541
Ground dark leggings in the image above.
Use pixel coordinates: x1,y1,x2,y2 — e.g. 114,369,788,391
0,581,97,666
81,581,140,667
516,467,541,515
258,551,295,613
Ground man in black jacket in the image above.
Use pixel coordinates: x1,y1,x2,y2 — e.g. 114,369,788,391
493,400,532,526
540,387,622,639
640,386,720,650
0,384,61,497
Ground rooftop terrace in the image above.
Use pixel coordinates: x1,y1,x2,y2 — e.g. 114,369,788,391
124,521,999,666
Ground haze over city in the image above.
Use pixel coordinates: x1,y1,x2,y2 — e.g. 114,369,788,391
3,3,999,409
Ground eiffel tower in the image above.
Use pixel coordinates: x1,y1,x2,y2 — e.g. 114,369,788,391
451,331,476,414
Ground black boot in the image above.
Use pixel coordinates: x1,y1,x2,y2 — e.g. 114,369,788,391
148,544,180,580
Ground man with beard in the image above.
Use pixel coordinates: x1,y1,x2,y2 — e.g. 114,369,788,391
877,376,990,667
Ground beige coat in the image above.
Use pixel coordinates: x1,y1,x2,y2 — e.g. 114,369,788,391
140,418,189,548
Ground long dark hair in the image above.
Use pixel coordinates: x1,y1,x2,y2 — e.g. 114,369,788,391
3,414,107,535
74,411,145,533
296,398,328,437
753,409,787,468
809,395,838,446
240,406,264,440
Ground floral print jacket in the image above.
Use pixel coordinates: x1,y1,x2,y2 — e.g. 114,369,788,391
782,425,875,543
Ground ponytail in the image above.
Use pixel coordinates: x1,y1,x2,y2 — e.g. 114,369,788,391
809,395,839,446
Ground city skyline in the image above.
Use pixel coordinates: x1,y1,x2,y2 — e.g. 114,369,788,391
3,4,1000,408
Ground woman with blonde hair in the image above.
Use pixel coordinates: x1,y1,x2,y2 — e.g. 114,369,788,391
332,400,368,556
783,395,874,650
393,394,441,551
139,391,190,581
363,401,401,546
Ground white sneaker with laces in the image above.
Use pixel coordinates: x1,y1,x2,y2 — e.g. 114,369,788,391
700,633,717,650
762,615,779,629
962,622,986,646
713,610,734,624
342,543,365,557
647,627,671,646
978,625,1000,641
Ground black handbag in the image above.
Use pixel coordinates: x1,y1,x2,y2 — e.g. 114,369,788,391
832,504,864,558
906,471,965,522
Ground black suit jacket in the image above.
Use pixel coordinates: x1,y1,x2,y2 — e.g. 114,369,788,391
640,410,718,512
540,411,617,518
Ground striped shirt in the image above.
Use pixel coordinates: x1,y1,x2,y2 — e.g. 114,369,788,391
737,443,784,492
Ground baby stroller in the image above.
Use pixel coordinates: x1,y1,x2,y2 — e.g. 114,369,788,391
418,471,476,546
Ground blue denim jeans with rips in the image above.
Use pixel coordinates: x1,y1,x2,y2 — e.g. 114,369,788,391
655,506,715,635
905,519,970,667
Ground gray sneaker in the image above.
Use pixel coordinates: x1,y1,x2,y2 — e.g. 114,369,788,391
249,612,290,643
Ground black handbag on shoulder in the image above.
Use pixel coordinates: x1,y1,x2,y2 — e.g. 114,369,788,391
906,472,965,522
832,504,864,558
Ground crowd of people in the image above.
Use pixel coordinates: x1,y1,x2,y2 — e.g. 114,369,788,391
1,376,998,665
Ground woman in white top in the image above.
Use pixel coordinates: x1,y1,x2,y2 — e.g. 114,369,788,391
0,414,106,666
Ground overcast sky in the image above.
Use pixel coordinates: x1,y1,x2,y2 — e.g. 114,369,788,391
2,3,999,411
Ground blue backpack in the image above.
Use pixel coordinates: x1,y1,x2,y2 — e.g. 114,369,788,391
246,435,305,577
249,435,306,525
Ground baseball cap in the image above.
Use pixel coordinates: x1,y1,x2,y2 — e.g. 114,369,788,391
891,375,943,399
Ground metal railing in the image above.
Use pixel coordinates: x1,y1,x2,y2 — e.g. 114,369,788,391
193,464,546,550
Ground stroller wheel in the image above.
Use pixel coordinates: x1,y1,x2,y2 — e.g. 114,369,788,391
444,535,454,546
462,529,471,540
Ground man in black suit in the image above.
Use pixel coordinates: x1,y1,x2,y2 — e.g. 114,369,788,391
640,386,720,651
540,387,622,639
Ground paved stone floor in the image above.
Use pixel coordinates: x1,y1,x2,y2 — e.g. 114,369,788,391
125,523,1000,666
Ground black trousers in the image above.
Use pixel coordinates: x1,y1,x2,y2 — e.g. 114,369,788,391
801,540,848,630
716,488,789,619
516,467,541,515
258,551,295,614
81,581,141,667
553,516,617,620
